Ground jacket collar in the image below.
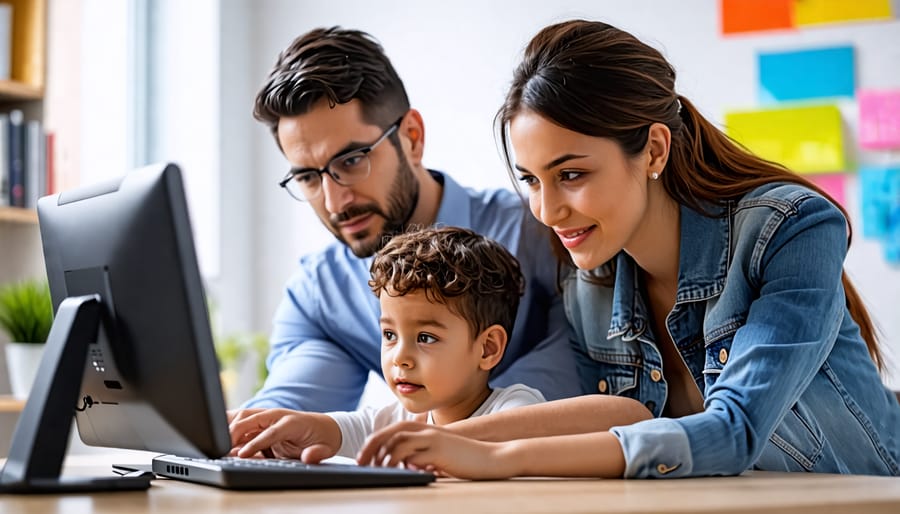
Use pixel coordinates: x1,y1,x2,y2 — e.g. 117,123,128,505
607,202,730,337
675,202,730,302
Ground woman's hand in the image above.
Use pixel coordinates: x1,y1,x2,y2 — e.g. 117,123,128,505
357,421,517,479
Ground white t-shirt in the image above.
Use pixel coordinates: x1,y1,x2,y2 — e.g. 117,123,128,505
328,384,545,458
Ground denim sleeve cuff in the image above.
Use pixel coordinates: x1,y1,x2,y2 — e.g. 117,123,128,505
611,417,694,478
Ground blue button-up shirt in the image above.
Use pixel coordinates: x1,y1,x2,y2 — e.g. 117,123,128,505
565,183,900,477
244,171,581,412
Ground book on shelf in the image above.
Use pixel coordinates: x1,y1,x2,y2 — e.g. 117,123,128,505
8,109,23,208
0,113,7,207
26,119,45,208
1,110,51,210
46,131,55,201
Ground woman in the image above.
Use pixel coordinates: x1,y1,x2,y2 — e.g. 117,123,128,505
357,19,900,478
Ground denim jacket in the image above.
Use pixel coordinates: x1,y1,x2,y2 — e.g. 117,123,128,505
564,183,900,478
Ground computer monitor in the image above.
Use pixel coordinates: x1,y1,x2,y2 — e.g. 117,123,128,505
0,163,230,493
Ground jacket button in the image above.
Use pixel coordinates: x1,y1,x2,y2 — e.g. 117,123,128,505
718,348,728,364
656,463,680,475
650,369,662,382
598,379,608,393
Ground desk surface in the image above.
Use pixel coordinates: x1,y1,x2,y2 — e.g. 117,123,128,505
2,454,900,513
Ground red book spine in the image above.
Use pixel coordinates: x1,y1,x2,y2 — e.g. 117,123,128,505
45,131,55,195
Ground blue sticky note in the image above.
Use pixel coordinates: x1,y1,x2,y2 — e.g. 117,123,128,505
885,205,900,264
859,167,900,238
758,46,855,104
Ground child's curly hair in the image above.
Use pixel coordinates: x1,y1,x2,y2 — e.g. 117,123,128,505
369,226,525,337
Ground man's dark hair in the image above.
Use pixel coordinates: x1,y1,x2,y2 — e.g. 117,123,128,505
369,226,525,337
254,26,410,141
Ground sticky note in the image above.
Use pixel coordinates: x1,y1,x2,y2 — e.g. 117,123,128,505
721,0,794,34
859,89,900,149
758,46,855,103
725,104,845,174
858,167,900,238
794,0,893,27
885,205,900,264
883,204,900,264
807,174,846,207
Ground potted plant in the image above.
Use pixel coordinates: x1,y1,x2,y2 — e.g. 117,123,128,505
215,331,269,409
206,297,270,408
0,278,53,399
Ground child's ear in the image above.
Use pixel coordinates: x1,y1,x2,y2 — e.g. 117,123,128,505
477,324,508,371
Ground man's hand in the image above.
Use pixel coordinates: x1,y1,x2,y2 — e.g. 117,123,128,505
228,408,342,463
356,421,516,479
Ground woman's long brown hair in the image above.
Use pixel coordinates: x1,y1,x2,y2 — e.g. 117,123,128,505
495,20,882,369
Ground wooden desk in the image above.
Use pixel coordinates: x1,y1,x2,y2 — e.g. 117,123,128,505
1,454,899,513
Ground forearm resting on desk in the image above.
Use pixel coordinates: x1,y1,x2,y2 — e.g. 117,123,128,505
449,395,653,441
502,432,627,478
356,412,632,479
355,396,650,479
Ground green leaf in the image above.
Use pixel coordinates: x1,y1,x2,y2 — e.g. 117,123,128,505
0,278,53,344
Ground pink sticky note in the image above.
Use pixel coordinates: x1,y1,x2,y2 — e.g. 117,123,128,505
859,89,900,149
808,174,846,207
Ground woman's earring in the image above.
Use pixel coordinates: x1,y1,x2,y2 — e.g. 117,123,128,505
651,172,660,180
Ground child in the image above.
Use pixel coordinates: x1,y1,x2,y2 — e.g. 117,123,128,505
228,226,545,462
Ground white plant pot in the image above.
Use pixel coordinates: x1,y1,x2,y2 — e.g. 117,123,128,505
5,342,45,400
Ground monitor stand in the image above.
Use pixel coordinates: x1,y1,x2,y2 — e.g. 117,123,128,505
0,295,152,493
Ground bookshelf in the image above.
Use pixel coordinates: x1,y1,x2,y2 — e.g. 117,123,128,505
0,0,47,413
0,205,37,224
0,0,46,270
0,394,24,413
0,0,48,203
3,0,45,94
0,79,41,100
0,0,46,263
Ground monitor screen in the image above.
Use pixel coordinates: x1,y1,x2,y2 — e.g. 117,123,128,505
0,163,230,492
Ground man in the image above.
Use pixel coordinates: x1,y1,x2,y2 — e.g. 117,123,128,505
239,26,580,413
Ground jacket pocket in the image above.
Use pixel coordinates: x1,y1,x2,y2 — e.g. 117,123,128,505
577,348,640,397
764,401,825,471
702,337,734,390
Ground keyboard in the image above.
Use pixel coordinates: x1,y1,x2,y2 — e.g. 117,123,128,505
151,455,436,490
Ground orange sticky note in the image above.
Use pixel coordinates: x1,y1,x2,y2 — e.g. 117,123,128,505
721,0,794,34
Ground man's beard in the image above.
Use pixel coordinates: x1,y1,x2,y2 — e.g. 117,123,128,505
328,155,419,258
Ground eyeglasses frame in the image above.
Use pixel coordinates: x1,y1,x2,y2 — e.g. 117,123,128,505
278,116,405,202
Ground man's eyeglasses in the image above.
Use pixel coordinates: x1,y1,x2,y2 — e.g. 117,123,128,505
278,117,404,202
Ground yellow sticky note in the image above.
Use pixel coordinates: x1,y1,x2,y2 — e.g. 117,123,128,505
794,0,892,26
725,104,845,174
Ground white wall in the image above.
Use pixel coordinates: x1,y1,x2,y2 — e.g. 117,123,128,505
211,1,256,335
241,0,900,388
79,0,130,185
147,0,221,278
145,0,256,337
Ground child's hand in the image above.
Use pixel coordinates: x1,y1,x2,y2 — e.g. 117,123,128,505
228,408,342,463
356,421,514,479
